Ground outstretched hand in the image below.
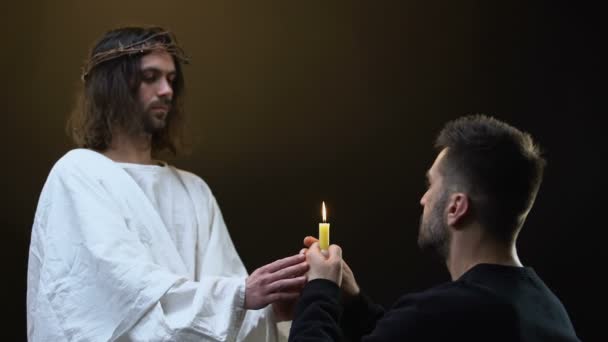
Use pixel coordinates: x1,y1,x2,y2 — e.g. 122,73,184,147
245,254,308,310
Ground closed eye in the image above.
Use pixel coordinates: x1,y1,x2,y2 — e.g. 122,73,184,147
141,70,159,83
141,68,176,84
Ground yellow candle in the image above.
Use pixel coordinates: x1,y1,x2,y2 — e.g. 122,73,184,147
319,201,330,250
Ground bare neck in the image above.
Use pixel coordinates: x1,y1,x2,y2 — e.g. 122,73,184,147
102,131,155,165
446,225,522,280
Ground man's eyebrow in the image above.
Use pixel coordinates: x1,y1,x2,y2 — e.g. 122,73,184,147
140,66,176,74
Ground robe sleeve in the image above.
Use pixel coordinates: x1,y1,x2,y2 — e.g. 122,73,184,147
126,176,280,342
189,174,280,341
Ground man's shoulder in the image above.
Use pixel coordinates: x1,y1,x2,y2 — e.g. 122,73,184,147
387,281,519,339
394,280,514,315
49,148,114,176
166,166,214,197
59,148,106,162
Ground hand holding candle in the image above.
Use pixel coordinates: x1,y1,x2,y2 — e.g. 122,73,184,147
319,201,330,250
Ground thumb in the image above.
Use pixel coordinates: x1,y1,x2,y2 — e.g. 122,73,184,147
308,242,327,259
328,244,342,261
303,236,318,247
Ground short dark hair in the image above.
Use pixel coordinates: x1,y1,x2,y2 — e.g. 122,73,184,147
68,26,188,155
435,114,546,242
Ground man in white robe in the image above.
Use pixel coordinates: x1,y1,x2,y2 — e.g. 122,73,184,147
27,27,307,341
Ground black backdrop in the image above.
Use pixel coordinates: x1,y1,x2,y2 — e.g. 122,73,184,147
3,1,603,340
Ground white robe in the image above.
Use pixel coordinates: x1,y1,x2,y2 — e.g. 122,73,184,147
27,149,280,341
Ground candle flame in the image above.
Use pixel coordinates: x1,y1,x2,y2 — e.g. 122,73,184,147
322,201,327,222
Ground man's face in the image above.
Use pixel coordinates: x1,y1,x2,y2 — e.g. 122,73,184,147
418,149,451,258
137,50,176,134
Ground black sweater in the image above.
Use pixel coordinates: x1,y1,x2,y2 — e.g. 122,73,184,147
289,264,579,341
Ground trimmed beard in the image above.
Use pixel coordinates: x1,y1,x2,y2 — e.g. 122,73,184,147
139,99,171,135
418,190,451,259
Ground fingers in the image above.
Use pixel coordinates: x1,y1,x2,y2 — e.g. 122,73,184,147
268,276,307,293
309,241,321,252
269,291,301,302
267,261,309,283
262,253,306,273
342,259,353,273
303,236,318,247
328,244,342,262
306,242,328,259
308,242,341,259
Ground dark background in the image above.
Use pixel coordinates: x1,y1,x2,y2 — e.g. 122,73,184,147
3,1,603,340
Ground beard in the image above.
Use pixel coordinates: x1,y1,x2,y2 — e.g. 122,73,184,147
139,99,172,135
418,190,451,259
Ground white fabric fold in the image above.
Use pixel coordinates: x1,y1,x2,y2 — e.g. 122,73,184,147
27,149,278,341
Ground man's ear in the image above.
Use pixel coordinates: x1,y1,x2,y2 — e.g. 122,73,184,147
446,193,469,228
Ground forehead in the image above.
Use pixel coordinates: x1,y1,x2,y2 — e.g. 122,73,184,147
429,148,448,179
140,50,175,71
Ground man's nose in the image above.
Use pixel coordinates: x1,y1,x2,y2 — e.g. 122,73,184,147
158,78,173,98
420,191,428,206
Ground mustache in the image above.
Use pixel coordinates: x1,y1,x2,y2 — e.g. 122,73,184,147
145,98,173,113
150,98,172,107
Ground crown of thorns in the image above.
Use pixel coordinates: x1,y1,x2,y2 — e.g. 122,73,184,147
81,31,189,81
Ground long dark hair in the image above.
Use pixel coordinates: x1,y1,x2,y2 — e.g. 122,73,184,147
68,26,189,155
